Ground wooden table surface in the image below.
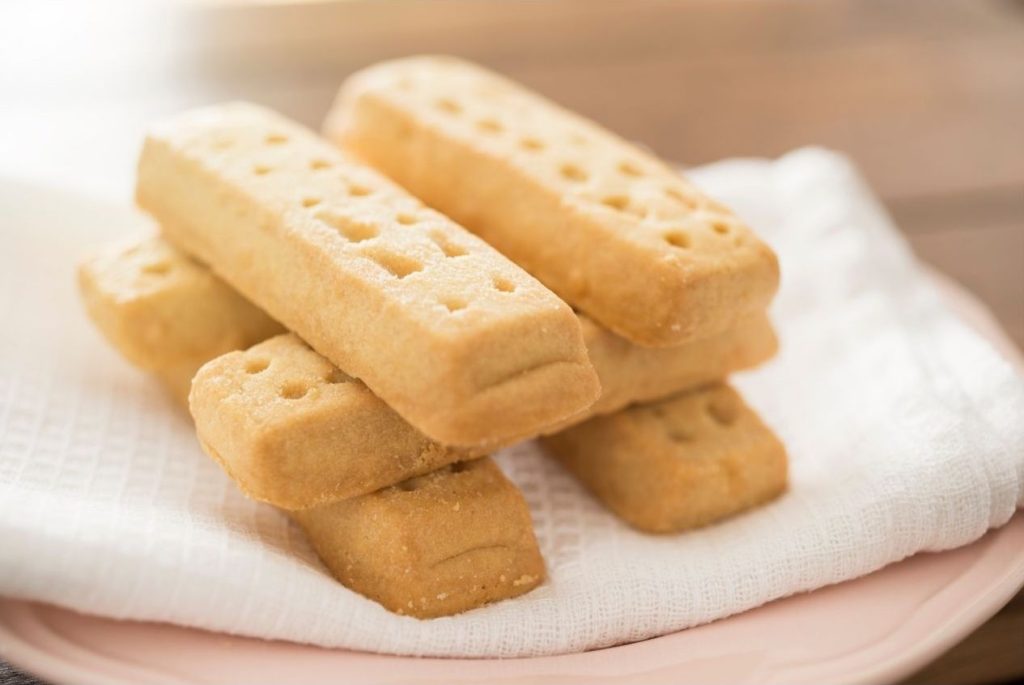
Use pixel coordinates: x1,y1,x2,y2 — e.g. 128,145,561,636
1,1,1021,683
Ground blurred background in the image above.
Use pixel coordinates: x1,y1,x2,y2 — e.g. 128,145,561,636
2,0,1022,351
1,1,1021,348
0,1,1021,683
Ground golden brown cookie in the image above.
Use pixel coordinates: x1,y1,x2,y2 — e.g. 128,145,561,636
191,333,481,509
291,457,545,618
580,313,777,418
137,102,600,447
82,236,778,511
542,384,787,533
327,56,779,347
77,235,283,404
189,318,775,508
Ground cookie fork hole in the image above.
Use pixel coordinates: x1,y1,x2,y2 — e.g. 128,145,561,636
245,358,270,375
493,276,516,293
665,187,697,209
601,195,630,212
316,211,379,243
476,118,503,134
441,296,468,312
429,232,468,258
279,381,309,400
560,163,588,182
664,231,690,249
712,221,730,235
370,251,423,279
618,160,644,177
436,98,462,115
520,137,545,152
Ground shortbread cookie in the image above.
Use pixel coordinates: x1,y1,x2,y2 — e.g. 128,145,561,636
326,56,780,346
116,234,772,422
191,333,481,509
291,457,544,618
542,385,787,533
82,237,776,508
78,236,284,404
190,318,773,507
582,312,777,418
137,102,600,446
84,236,775,422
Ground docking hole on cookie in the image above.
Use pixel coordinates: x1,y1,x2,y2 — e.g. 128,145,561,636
279,381,309,400
436,98,461,115
560,163,588,182
440,296,468,313
664,231,690,249
316,211,379,243
244,358,270,375
492,276,516,293
519,137,544,151
601,195,630,212
429,231,468,258
664,187,697,208
368,250,424,279
476,118,503,134
618,160,644,177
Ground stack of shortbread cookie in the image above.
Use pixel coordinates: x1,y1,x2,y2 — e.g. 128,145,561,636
78,56,786,618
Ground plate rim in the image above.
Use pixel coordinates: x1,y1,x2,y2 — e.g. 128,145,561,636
1,515,1022,685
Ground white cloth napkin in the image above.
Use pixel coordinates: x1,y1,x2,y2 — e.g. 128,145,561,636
1,148,1021,658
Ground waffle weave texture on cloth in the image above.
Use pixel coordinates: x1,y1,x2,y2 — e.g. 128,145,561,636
0,148,1021,657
